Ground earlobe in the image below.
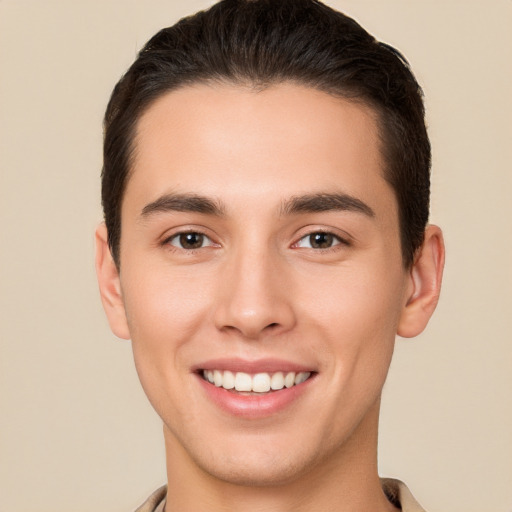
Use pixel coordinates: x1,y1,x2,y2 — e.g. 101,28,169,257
95,223,131,340
397,225,445,338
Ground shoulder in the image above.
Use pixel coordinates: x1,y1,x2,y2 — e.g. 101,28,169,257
134,481,425,512
381,478,427,512
134,485,167,512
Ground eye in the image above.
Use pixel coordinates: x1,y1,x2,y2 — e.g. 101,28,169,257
295,232,345,249
167,231,214,250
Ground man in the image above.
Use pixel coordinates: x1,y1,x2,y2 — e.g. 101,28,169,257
95,1,444,510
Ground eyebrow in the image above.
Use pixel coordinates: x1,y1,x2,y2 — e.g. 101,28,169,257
140,193,225,218
139,191,374,220
281,193,375,218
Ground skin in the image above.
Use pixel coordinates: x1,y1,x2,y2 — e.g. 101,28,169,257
96,83,444,511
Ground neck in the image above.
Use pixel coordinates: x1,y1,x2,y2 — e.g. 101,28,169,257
163,398,398,512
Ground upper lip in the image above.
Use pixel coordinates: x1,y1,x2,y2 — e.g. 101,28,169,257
192,358,315,374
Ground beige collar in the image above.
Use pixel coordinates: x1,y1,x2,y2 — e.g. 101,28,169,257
137,478,426,512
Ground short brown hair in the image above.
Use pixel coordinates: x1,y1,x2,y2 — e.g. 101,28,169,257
102,0,430,267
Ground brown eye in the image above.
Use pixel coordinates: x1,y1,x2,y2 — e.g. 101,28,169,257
180,233,204,249
309,232,334,249
169,232,208,249
295,231,345,250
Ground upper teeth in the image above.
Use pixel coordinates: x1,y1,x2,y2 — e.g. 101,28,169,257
203,370,311,393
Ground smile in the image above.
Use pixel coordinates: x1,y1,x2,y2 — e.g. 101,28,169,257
195,359,317,418
202,370,312,393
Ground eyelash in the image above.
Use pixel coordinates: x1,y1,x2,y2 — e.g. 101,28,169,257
162,229,350,253
163,230,216,252
293,230,350,251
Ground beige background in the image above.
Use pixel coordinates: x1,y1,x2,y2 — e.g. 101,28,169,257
1,0,511,510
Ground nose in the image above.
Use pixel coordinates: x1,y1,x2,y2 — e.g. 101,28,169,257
213,247,296,340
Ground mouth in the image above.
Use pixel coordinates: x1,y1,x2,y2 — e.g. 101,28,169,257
200,369,313,394
194,359,317,417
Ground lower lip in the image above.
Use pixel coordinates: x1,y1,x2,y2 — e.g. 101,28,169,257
196,374,315,419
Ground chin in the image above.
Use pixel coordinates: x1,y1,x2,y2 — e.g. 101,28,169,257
176,426,334,488
194,450,315,487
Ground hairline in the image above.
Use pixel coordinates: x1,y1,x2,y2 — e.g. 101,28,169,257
112,78,409,269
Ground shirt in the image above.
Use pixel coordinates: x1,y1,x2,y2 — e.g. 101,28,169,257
134,478,426,511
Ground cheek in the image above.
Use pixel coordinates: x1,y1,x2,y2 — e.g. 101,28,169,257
120,263,216,383
120,264,216,416
301,262,405,332
122,264,210,335
296,259,407,380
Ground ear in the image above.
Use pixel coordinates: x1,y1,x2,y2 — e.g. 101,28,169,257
95,223,130,340
397,224,445,338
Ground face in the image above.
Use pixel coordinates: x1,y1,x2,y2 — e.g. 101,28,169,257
100,83,429,486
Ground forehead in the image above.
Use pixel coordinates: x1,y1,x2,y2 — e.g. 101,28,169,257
125,82,396,220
